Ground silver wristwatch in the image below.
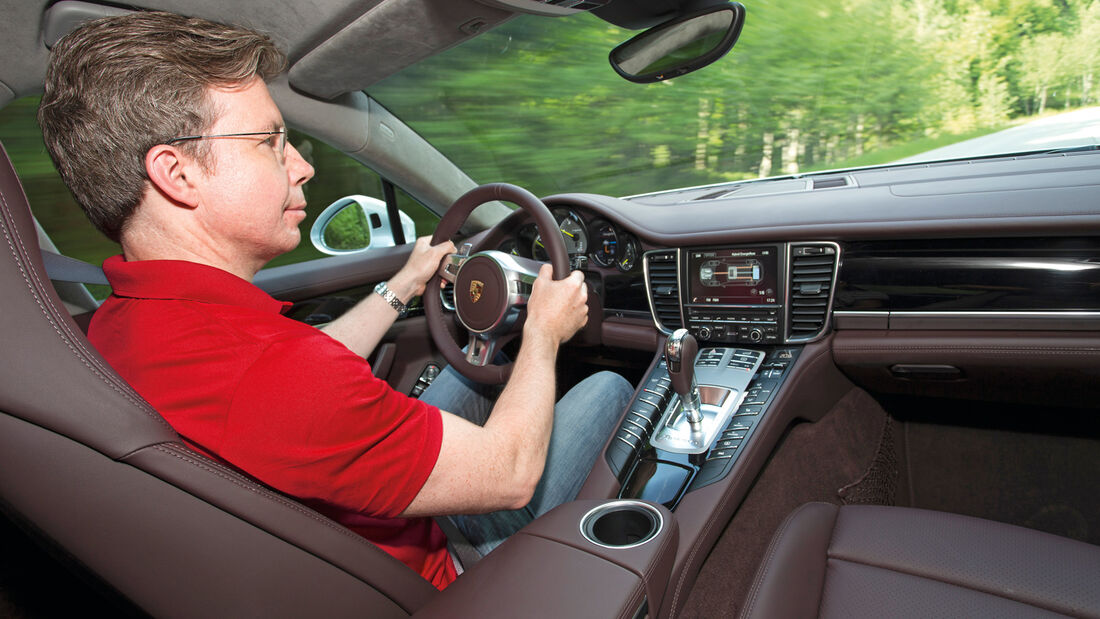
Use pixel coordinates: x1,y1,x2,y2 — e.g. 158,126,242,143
374,281,409,318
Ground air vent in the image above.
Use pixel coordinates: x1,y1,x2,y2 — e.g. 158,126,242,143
787,244,839,341
812,176,849,189
694,185,744,201
646,250,682,331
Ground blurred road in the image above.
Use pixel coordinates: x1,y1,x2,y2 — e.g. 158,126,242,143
900,106,1100,163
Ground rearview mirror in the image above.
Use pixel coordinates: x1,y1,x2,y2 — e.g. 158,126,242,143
610,2,745,83
310,195,416,255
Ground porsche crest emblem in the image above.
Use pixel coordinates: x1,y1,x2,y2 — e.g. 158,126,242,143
469,280,484,303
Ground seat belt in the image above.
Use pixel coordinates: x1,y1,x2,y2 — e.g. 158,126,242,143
434,516,481,573
40,249,109,285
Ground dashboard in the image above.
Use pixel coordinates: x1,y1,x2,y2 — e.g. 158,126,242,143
479,150,1100,619
486,205,842,346
479,151,1100,352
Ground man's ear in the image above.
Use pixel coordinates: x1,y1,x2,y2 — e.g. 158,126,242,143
145,144,200,208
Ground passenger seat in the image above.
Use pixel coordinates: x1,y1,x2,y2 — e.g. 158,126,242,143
740,502,1100,618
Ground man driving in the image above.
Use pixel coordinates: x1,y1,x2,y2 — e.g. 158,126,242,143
38,11,633,589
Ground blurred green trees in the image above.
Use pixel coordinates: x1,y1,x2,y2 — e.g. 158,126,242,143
373,0,1100,194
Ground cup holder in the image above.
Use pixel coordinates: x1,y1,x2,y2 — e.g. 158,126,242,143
580,500,664,549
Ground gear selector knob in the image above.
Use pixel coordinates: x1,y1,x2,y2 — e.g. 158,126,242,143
666,329,703,427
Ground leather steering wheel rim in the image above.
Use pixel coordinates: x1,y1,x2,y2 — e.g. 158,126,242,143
424,183,569,384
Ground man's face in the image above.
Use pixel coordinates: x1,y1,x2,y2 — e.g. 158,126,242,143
191,78,315,265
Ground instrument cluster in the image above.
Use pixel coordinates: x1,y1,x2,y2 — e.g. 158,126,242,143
498,207,640,272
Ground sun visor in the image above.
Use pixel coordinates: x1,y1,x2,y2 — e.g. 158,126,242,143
289,0,514,100
42,1,132,48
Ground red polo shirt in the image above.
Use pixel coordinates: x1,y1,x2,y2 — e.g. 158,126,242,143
88,255,456,589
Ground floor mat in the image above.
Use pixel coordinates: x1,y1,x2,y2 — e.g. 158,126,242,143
901,409,1100,545
838,414,899,506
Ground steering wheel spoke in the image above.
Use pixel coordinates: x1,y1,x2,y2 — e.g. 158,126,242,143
465,334,495,367
438,252,469,284
463,332,513,367
495,253,541,307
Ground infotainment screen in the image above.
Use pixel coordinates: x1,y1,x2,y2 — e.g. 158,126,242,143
687,246,779,305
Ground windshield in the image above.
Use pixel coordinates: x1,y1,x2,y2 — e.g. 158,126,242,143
370,0,1100,198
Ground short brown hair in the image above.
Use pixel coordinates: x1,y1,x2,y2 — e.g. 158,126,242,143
38,11,286,242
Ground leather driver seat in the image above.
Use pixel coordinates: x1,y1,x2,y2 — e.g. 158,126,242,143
741,502,1100,619
0,141,438,617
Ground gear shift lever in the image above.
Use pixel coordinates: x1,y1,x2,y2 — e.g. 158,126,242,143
652,332,765,455
666,329,703,431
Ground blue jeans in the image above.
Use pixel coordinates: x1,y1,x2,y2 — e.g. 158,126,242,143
419,366,634,556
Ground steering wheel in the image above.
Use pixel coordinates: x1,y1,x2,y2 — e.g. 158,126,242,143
424,183,569,384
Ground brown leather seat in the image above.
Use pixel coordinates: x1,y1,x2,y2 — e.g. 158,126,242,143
741,502,1100,619
0,141,439,616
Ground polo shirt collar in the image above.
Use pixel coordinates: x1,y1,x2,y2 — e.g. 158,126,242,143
102,255,291,314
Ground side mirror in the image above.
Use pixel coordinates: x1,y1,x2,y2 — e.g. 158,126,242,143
309,195,416,255
610,2,745,84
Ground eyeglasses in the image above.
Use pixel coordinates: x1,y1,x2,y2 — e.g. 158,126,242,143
165,128,288,161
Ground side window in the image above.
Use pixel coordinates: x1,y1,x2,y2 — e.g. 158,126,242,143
266,130,441,269
0,98,440,281
0,96,118,299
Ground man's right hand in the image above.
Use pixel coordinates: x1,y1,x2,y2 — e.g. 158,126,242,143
524,264,589,345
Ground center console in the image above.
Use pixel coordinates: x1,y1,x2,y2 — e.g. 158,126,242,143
605,337,800,511
421,333,839,619
608,240,839,509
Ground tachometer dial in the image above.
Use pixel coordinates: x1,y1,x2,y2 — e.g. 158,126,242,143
590,221,619,267
558,210,588,255
531,235,550,261
617,236,639,272
532,210,589,261
498,239,521,256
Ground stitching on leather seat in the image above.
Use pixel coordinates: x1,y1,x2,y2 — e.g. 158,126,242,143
825,554,1074,616
837,346,1100,354
134,443,431,613
143,443,375,546
0,189,172,431
739,502,820,619
618,578,647,619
